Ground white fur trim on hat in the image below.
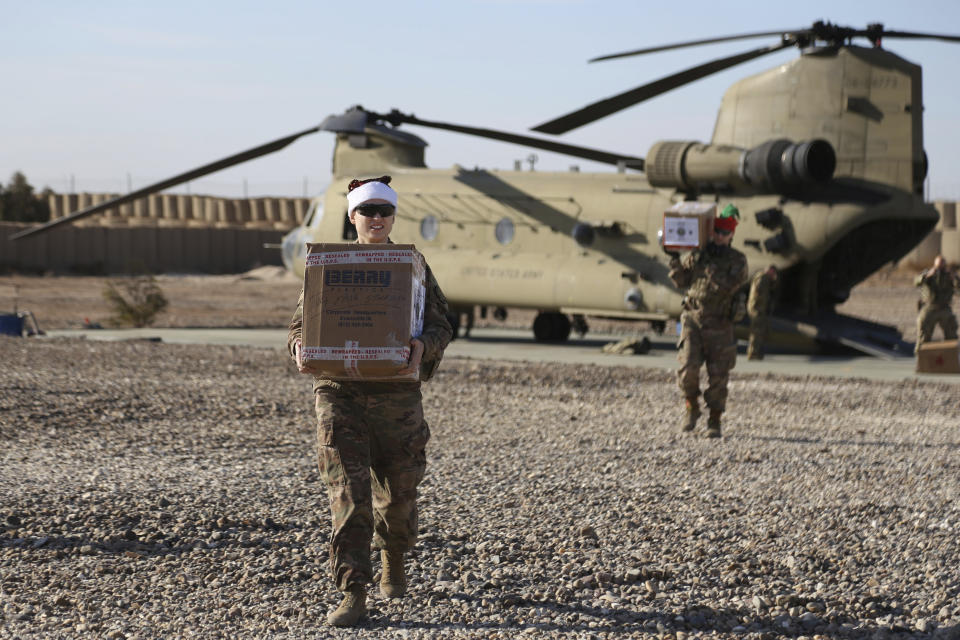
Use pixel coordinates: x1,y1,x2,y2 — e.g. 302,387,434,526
347,181,398,212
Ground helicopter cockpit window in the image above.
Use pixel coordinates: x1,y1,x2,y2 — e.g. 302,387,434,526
495,218,515,245
304,200,324,229
420,215,438,241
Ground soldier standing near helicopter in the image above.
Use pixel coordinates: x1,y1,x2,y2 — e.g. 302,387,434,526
668,204,748,438
915,254,960,351
288,176,452,627
747,265,779,360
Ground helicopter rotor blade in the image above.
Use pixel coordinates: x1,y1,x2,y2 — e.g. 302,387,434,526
873,29,960,43
533,40,794,135
374,109,644,170
589,29,798,62
10,125,322,240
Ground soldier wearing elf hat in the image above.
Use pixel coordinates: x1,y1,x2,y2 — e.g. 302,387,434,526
667,203,748,438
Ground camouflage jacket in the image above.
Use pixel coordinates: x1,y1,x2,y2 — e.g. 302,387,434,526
915,268,959,309
747,270,777,316
287,252,453,392
669,243,748,319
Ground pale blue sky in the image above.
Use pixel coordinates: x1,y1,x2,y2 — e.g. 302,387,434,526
2,1,959,199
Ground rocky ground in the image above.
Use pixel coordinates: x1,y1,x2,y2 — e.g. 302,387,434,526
2,331,959,638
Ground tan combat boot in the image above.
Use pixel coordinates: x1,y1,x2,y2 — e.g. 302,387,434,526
706,409,722,438
380,549,407,598
680,399,701,432
326,584,366,627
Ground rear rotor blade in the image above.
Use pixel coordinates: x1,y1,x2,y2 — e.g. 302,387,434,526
10,125,321,240
376,110,644,170
533,40,793,135
590,29,798,62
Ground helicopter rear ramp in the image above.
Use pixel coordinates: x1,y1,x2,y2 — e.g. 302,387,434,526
767,311,913,360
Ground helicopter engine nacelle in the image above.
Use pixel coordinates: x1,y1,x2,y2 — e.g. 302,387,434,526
646,138,836,194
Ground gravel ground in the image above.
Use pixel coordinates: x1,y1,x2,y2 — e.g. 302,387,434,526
2,337,959,639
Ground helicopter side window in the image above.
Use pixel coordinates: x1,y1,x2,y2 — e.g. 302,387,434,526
420,215,438,241
495,218,515,245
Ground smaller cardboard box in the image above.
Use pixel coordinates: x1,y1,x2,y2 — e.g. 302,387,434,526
301,243,426,381
916,339,960,374
662,202,716,251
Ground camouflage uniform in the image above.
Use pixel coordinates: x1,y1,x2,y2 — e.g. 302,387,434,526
915,268,959,348
747,270,777,360
669,243,748,414
288,263,452,593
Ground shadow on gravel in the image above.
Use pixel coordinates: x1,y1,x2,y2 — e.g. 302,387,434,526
1,518,316,560
364,596,939,638
739,434,960,451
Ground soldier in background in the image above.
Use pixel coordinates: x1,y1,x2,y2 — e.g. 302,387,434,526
668,204,748,438
747,265,779,360
915,255,959,351
288,176,453,627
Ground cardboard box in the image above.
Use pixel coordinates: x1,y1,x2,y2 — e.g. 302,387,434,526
301,243,426,380
916,339,960,374
662,202,716,251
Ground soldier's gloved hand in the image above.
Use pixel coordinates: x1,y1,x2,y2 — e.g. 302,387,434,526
661,244,679,259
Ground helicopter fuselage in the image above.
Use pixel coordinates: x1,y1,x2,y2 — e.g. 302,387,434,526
282,165,937,324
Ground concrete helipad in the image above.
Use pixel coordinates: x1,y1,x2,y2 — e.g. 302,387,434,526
45,327,960,384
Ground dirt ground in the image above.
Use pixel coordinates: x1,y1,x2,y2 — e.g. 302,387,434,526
0,264,927,341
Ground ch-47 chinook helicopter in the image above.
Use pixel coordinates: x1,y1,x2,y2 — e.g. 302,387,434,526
12,21,960,355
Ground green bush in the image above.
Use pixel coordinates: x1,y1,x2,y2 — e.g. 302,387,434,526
0,171,51,223
102,275,169,327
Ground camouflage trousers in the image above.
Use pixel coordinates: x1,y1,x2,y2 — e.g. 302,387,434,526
916,305,958,349
315,386,430,592
747,314,768,359
677,312,737,412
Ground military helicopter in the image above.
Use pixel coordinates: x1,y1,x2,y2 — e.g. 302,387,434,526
12,21,960,355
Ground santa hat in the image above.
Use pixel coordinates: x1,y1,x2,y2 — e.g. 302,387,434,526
714,203,740,232
347,175,398,213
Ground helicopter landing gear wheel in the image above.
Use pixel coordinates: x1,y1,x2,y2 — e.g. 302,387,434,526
533,312,572,342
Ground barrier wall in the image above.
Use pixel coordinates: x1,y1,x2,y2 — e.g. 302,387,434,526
1,222,285,274
0,192,308,274
45,192,311,229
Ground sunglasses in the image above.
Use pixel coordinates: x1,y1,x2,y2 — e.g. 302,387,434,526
354,203,396,218
714,228,732,236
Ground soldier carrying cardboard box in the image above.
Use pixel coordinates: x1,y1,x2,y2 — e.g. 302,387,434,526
915,254,960,352
287,176,453,627
666,203,748,439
